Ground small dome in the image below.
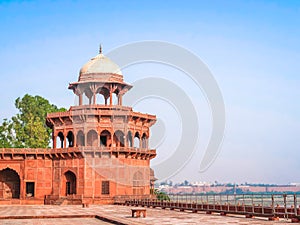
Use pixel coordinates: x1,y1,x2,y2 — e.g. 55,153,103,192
79,53,122,82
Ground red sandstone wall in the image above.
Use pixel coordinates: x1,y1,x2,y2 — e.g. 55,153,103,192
83,156,151,198
24,157,53,198
0,152,152,204
0,156,53,201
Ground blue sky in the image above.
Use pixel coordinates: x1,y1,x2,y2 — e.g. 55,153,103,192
0,0,300,184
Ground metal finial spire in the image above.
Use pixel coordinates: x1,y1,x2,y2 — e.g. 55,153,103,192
99,44,102,54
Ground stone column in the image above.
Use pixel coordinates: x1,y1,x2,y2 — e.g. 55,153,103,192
124,129,128,148
90,83,97,105
139,132,142,150
79,94,83,106
73,131,77,147
63,134,67,148
109,88,113,106
146,138,149,149
93,93,96,105
118,94,123,105
75,88,83,106
53,132,57,149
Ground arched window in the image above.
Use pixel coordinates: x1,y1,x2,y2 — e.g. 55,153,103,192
97,87,110,105
83,88,93,105
67,131,74,147
57,132,64,148
113,130,125,147
100,130,111,147
87,130,98,147
96,94,105,105
134,132,140,148
64,171,76,195
112,92,118,105
133,171,144,195
76,130,85,147
127,131,133,147
0,168,20,199
141,133,148,149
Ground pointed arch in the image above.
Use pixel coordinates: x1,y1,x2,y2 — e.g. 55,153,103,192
64,171,76,195
141,133,148,149
83,87,93,105
112,92,118,105
133,171,144,195
127,131,133,147
100,130,111,147
76,130,85,147
97,87,110,105
113,130,125,147
57,132,64,148
0,168,20,199
67,131,74,147
87,129,98,147
134,132,140,148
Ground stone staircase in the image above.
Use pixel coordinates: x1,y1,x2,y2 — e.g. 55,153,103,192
44,195,83,205
53,197,67,205
11,199,21,204
53,197,82,205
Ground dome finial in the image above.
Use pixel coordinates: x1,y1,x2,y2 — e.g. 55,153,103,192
99,44,102,54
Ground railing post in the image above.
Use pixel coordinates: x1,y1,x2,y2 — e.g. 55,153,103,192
271,194,275,216
261,194,264,214
234,194,237,213
283,194,287,219
243,194,245,212
227,194,229,212
294,194,297,216
252,194,254,214
207,194,209,210
220,194,222,211
213,194,216,210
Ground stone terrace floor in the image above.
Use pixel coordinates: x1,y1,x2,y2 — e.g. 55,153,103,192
0,205,294,225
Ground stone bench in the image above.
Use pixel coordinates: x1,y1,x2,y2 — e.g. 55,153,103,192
131,208,146,218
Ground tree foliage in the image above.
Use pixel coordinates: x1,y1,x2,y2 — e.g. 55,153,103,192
0,94,66,148
0,119,14,148
154,189,170,201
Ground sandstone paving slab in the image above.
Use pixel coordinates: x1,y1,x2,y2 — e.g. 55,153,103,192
0,218,112,225
0,205,294,225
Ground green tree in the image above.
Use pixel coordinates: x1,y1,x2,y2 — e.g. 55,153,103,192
154,189,170,201
184,180,189,186
0,119,14,147
0,94,66,148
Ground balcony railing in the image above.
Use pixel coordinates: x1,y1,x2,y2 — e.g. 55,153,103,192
0,147,156,155
47,105,156,121
118,193,300,220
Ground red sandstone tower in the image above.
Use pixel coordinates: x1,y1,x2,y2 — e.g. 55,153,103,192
45,47,156,203
0,46,156,204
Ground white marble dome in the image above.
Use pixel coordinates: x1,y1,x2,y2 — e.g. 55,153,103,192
78,53,122,82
